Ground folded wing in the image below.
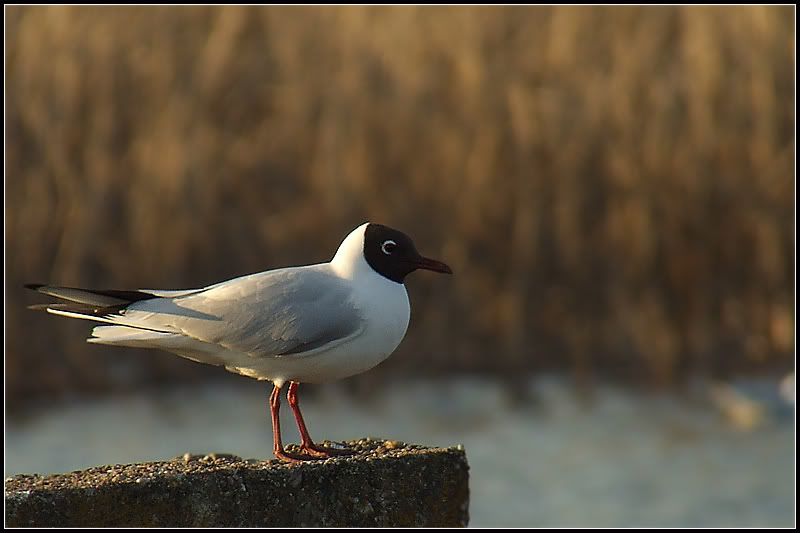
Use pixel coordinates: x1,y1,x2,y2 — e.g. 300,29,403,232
26,267,364,359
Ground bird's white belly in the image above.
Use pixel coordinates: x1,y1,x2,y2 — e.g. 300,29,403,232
231,279,411,386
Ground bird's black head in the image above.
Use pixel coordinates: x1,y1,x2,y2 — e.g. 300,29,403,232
363,223,453,284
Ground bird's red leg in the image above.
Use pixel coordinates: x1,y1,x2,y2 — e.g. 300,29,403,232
287,381,351,457
269,383,309,462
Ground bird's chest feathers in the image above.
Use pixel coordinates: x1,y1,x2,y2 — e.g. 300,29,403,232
351,277,410,357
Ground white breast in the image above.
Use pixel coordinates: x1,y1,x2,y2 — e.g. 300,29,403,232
344,269,411,370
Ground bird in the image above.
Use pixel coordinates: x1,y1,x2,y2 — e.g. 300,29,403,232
26,222,452,462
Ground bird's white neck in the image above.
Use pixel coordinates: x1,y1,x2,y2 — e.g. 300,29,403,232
330,222,371,280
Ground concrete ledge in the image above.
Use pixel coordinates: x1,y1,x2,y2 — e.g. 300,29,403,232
5,438,469,527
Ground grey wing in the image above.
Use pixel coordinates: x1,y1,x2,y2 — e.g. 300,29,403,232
124,267,364,357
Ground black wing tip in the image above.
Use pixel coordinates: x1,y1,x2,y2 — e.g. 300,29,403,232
23,284,157,304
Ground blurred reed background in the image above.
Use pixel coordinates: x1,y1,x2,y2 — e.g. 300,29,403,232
5,6,794,410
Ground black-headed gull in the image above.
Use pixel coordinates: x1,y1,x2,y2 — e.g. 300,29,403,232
27,222,452,462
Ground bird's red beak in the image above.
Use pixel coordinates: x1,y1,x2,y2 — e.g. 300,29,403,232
414,256,453,274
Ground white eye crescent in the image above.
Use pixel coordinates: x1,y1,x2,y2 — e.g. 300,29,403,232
381,240,397,255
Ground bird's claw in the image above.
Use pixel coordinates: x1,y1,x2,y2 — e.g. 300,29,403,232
300,442,353,458
273,448,316,463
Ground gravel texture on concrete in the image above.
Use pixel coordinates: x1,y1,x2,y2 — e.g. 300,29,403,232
5,438,469,527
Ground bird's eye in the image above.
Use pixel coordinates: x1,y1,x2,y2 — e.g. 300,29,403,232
381,240,397,255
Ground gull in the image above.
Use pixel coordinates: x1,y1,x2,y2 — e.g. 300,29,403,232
26,222,452,462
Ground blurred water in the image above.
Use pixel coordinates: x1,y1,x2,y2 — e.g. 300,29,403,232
5,377,795,527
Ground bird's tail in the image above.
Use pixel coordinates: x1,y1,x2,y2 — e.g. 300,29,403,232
26,282,241,368
24,283,158,323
